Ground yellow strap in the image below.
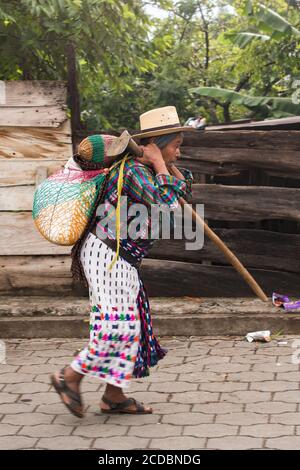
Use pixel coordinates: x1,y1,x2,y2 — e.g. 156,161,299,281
108,153,130,271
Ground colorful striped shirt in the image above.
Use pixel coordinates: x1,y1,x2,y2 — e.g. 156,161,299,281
95,156,193,260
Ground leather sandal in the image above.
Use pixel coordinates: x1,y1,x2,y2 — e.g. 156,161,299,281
100,394,153,414
50,367,84,418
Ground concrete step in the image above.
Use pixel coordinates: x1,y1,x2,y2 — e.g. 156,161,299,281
0,296,300,338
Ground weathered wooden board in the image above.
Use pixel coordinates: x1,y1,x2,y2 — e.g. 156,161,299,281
140,260,300,297
0,81,68,127
0,255,74,295
86,129,300,150
1,213,298,273
0,160,65,186
184,130,300,150
0,255,299,297
180,147,300,177
1,81,67,107
0,106,68,128
0,213,70,256
1,184,299,221
150,229,300,274
192,185,300,222
0,120,72,160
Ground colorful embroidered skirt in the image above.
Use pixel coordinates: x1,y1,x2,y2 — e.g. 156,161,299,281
70,232,167,388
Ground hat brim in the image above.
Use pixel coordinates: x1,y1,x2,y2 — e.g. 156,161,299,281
133,126,198,140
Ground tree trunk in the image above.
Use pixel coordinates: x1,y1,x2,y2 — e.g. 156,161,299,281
66,42,82,152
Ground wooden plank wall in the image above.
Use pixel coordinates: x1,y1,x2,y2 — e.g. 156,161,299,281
73,129,300,298
0,81,73,295
0,84,299,298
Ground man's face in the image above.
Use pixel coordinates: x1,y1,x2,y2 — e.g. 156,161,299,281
160,134,184,164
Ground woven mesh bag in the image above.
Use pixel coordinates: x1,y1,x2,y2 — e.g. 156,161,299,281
32,165,110,246
32,134,120,246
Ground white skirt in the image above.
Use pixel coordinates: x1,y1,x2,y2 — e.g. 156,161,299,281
70,232,141,388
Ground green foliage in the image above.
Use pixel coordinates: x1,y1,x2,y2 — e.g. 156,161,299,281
190,86,300,118
1,0,299,127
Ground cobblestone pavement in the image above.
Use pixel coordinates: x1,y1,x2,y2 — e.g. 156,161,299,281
0,336,300,450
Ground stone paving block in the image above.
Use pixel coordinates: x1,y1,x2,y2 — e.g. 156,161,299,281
0,424,21,436
192,403,243,414
161,412,214,425
15,342,63,351
48,357,74,365
156,356,185,366
277,371,300,381
274,391,300,402
34,349,74,358
250,381,299,392
270,413,300,425
178,372,225,383
240,423,294,438
18,364,59,375
207,340,236,348
215,412,269,426
126,382,150,392
124,392,169,403
73,424,128,438
185,356,231,366
149,436,205,450
19,392,60,405
170,391,219,404
265,437,300,450
33,374,54,384
221,390,271,403
0,365,20,374
230,355,276,364
206,348,254,357
53,413,107,426
158,363,205,375
3,382,50,394
277,355,300,364
143,373,178,383
149,382,197,393
0,403,36,414
2,413,53,426
0,373,35,384
256,347,291,356
227,372,275,382
19,424,74,438
199,382,248,393
37,436,92,450
253,363,299,373
0,436,38,450
149,403,191,414
6,351,33,358
204,363,252,373
6,357,49,366
0,392,18,404
93,436,150,450
170,348,210,357
106,414,160,426
35,404,70,415
246,402,297,414
128,424,182,438
183,424,238,438
207,436,263,450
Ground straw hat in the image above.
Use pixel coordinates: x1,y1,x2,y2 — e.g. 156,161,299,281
133,106,197,139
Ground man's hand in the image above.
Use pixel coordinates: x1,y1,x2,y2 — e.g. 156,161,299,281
136,143,169,175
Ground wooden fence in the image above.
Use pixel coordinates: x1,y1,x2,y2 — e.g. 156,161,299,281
0,80,299,298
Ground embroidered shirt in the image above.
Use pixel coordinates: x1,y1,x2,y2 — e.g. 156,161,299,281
95,156,193,261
